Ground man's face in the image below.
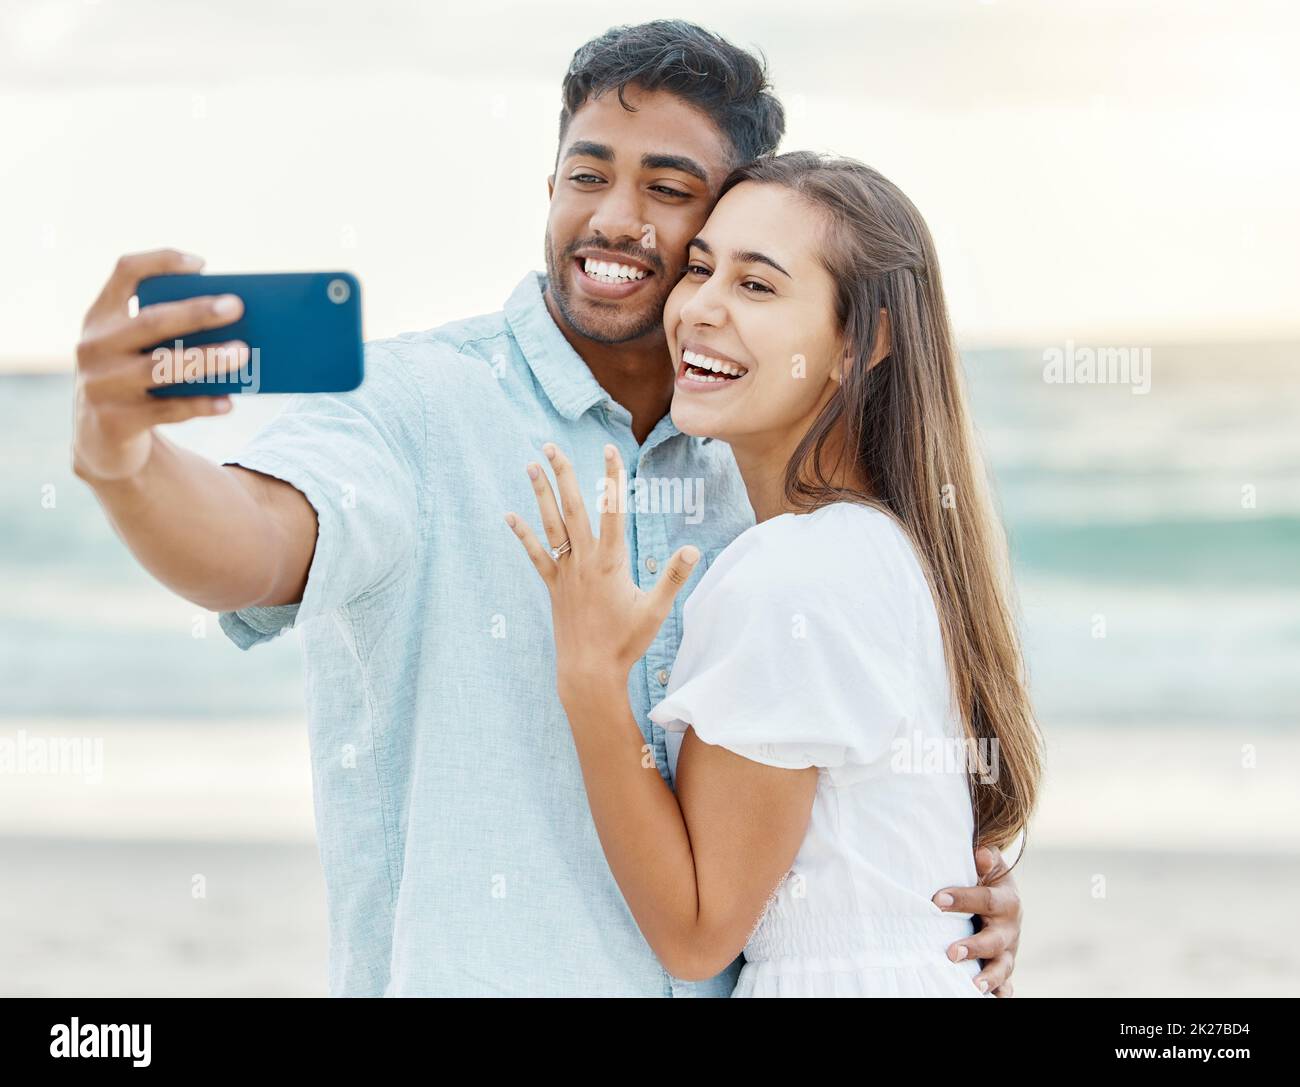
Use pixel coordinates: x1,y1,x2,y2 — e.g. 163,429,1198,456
545,86,735,346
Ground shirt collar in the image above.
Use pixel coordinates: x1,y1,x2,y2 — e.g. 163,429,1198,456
504,271,610,421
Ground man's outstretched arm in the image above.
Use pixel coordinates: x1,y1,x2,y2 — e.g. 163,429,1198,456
72,248,318,613
933,845,1023,997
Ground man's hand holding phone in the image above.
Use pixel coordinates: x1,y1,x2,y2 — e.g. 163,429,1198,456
73,249,249,483
69,249,324,616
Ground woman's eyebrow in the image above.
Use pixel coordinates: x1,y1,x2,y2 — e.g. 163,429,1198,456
688,236,791,278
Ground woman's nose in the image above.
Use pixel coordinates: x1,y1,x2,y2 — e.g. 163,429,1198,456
678,277,728,329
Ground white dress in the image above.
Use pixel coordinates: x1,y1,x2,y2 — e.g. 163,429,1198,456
648,502,990,997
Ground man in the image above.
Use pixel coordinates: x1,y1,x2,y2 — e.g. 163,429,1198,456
72,20,1021,996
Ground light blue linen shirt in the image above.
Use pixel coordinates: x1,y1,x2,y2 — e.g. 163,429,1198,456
219,271,756,996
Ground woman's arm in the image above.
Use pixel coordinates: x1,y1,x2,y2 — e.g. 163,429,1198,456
561,676,816,981
506,442,816,980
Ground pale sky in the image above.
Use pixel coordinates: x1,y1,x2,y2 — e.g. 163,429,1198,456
2,0,1297,365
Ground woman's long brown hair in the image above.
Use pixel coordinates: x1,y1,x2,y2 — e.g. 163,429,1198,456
720,152,1043,852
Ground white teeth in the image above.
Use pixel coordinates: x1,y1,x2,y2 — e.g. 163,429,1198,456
582,258,648,283
682,348,747,378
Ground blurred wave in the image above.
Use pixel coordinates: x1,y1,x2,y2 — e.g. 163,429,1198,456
2,344,1297,726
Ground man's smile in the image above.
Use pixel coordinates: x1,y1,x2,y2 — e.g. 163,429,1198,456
571,248,656,300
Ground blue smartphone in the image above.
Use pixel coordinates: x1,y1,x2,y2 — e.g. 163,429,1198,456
138,271,364,396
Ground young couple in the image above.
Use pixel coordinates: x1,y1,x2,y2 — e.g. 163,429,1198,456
72,20,1038,996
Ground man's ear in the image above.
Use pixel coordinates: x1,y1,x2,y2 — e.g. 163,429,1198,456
546,174,555,201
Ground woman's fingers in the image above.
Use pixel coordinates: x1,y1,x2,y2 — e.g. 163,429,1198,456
526,460,569,552
504,512,556,583
598,443,626,556
543,443,593,553
646,545,700,620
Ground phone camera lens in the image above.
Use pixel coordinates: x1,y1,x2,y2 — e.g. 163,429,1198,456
327,279,351,304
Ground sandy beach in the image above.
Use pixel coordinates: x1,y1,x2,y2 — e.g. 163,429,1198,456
1,719,1296,997
3,837,1295,998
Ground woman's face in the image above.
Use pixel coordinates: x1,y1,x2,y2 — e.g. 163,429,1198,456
663,181,845,446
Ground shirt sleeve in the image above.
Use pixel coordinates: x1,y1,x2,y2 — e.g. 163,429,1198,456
648,531,918,771
217,342,425,650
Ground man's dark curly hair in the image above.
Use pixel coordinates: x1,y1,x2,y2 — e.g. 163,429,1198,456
558,20,785,170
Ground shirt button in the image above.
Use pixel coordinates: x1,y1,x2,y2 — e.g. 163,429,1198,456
645,557,658,573
656,669,670,686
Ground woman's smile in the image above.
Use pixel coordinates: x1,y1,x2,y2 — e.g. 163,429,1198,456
675,341,751,392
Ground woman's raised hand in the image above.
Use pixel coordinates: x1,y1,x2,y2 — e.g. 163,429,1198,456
506,442,699,700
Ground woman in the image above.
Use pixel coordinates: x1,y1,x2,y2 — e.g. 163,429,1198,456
504,152,1042,996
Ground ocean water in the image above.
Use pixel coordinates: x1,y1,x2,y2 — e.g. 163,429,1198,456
963,341,1299,728
1,343,1297,727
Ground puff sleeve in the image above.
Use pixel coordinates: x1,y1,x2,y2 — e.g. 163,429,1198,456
649,515,923,773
